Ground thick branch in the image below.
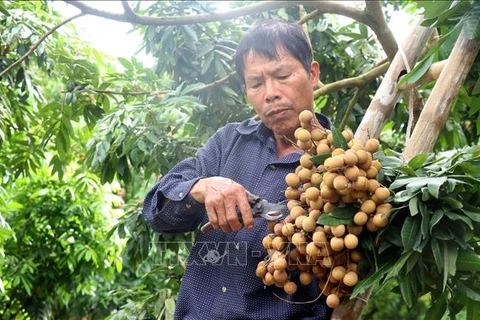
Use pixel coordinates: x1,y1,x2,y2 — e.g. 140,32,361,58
314,62,389,98
364,0,398,61
403,32,480,160
0,13,84,78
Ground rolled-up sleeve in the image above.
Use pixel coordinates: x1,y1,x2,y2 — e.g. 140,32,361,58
142,127,225,233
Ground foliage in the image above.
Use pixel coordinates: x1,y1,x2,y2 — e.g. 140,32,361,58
346,146,480,318
0,165,123,319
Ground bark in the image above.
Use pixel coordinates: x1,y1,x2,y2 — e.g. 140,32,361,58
402,32,480,160
355,16,434,142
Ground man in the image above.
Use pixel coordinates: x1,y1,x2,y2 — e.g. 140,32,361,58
143,19,332,319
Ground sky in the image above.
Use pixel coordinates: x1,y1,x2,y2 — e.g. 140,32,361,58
52,1,414,70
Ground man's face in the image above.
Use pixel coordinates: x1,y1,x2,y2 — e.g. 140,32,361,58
243,47,319,139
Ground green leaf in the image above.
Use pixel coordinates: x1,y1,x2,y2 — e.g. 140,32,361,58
385,251,413,281
401,215,421,251
408,153,429,170
394,190,420,203
118,57,133,71
467,298,480,320
0,3,10,16
409,196,419,216
425,295,447,320
457,281,480,302
331,126,348,150
398,271,414,307
457,249,480,272
427,177,447,198
463,4,480,40
398,54,435,87
310,153,332,165
351,257,397,298
430,209,445,231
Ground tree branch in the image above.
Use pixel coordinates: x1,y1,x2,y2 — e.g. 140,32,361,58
121,0,136,18
0,13,84,79
339,86,366,131
314,62,389,98
193,71,237,93
397,60,447,90
364,0,398,62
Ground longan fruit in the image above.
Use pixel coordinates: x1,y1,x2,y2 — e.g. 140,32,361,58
299,110,314,124
273,269,288,283
365,138,380,153
273,257,288,270
311,128,326,141
291,232,307,247
333,175,350,191
344,234,359,249
331,266,346,281
284,281,297,295
332,148,345,156
360,199,377,215
256,261,268,278
302,216,317,232
300,153,314,169
374,187,390,202
323,171,338,188
356,150,369,164
323,201,336,213
371,159,382,172
321,185,337,200
354,211,368,226
309,209,321,220
298,140,312,151
316,143,331,155
306,241,320,257
287,199,301,211
285,173,301,188
281,223,295,237
376,203,393,215
296,128,311,143
299,272,313,285
341,193,355,204
367,179,381,194
262,234,274,249
342,129,354,142
343,271,359,286
348,263,358,272
305,187,320,201
290,205,307,219
326,294,340,308
298,168,313,183
312,230,328,245
326,132,334,145
343,150,358,166
295,215,308,229
272,236,287,251
366,217,379,232
352,176,368,191
347,225,363,236
349,250,362,263
373,213,389,228
263,272,275,285
359,157,373,171
285,187,301,200
322,256,333,268
331,224,346,237
309,197,324,210
365,166,378,179
330,237,345,251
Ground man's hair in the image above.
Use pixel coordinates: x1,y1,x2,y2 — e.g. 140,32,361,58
235,19,313,84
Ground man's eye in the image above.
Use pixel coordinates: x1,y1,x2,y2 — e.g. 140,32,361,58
250,83,261,89
277,74,291,80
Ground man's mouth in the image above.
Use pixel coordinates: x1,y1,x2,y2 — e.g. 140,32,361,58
266,108,290,117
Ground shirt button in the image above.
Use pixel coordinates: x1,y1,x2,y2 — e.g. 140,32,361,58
222,286,227,293
179,192,184,198
186,204,192,209
268,164,276,170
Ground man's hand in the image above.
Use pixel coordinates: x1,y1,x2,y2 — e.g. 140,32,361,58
191,177,254,232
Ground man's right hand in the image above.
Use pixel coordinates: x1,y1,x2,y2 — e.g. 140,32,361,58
190,177,254,233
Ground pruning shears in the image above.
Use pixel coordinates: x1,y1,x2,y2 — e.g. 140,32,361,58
200,191,287,233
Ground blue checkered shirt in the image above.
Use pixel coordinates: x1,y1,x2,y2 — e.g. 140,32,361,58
143,114,332,319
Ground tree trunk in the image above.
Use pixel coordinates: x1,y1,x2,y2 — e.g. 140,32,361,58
402,31,480,160
354,16,434,142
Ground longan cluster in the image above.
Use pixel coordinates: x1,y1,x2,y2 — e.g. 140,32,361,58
256,110,393,309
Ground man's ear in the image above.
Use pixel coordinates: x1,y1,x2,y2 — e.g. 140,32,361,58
310,61,320,86
243,84,246,92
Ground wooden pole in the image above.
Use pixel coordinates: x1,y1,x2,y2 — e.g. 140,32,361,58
403,31,480,160
354,16,434,142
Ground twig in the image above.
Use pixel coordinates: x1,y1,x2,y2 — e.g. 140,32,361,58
339,86,366,132
193,71,237,93
0,13,84,78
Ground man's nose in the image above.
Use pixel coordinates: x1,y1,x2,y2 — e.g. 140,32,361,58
265,79,280,103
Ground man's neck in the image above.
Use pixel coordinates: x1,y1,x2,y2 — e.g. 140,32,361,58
274,134,298,158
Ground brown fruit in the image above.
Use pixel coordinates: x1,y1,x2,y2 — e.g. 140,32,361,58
356,150,369,164
299,110,314,124
373,213,389,228
349,250,362,263
342,129,354,142
298,168,313,183
352,176,368,191
365,166,378,179
371,160,382,172
300,153,314,169
354,211,368,226
262,234,274,249
273,257,288,270
291,232,307,247
284,281,297,295
331,266,346,281
360,199,377,215
311,128,326,141
347,225,363,236
343,150,358,166
285,173,301,188
296,129,311,143
285,187,301,200
323,172,338,188
365,138,380,153
272,236,287,251
305,187,320,201
326,294,340,308
290,205,307,219
312,230,328,245
330,237,345,251
309,209,322,220
281,223,296,237
331,224,346,237
273,269,288,283
309,197,324,210
332,148,345,156
343,271,359,286
333,175,350,191
374,187,390,202
367,179,381,194
299,272,313,285
344,234,359,249
302,216,318,232
310,173,323,186
295,215,308,230
316,143,331,155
